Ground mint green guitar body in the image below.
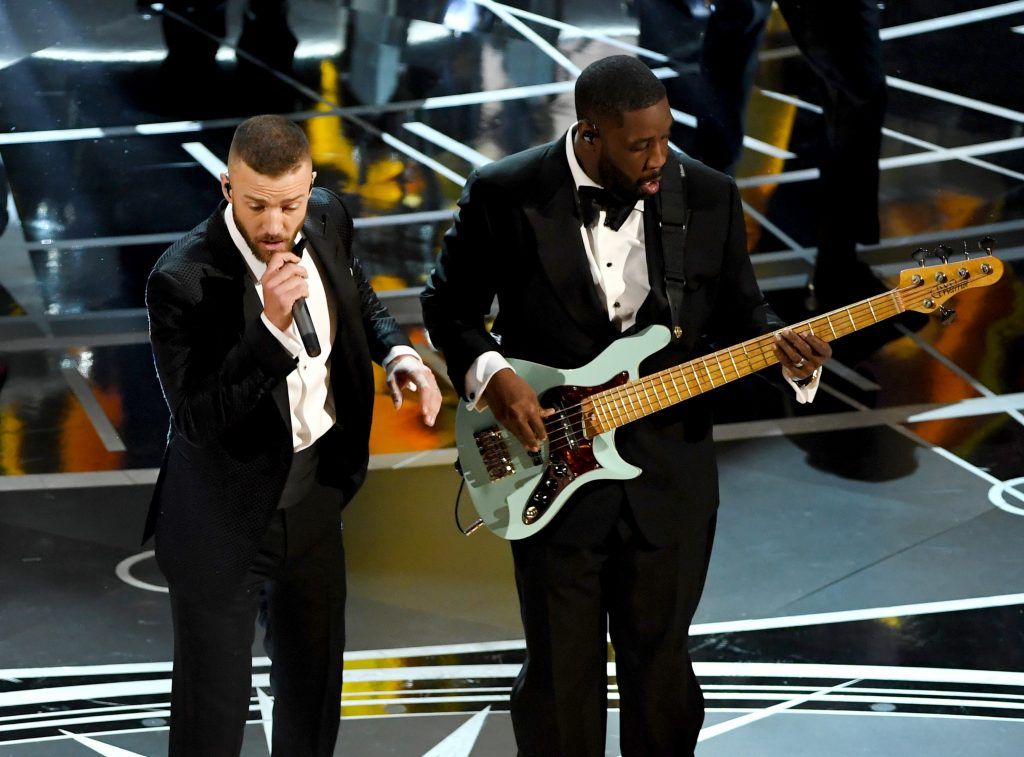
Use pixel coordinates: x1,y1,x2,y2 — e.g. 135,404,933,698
454,325,670,540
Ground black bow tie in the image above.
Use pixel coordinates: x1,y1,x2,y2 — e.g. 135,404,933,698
577,185,637,232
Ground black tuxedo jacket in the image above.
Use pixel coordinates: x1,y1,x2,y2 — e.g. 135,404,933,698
146,188,409,593
421,138,783,546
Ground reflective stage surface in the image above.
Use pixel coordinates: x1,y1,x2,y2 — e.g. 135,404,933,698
0,0,1023,754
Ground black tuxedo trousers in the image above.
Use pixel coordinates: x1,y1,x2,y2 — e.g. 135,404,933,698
511,482,718,757
166,480,345,757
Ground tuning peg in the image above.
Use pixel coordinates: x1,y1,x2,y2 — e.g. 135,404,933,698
938,305,957,325
978,236,996,255
935,245,953,264
911,247,930,267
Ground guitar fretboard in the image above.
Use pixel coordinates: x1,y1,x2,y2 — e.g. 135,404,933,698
584,289,908,435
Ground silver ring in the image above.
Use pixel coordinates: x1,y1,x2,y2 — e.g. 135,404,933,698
793,358,806,369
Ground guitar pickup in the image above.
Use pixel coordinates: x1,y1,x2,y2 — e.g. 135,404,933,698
474,426,516,482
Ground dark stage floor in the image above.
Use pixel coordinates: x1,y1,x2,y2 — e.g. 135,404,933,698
1,1,1023,754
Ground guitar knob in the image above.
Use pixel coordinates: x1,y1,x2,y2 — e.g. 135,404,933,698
939,306,957,325
552,461,569,477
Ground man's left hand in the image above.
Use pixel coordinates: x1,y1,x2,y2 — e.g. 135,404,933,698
774,329,831,381
387,356,442,427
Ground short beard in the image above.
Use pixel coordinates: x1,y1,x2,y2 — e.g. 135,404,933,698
237,221,288,264
597,152,642,203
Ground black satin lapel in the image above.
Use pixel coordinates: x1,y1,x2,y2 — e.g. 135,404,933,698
303,213,339,284
528,178,612,335
641,198,669,320
302,214,352,326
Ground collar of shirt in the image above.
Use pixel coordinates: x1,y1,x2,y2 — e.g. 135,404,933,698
563,128,645,221
224,203,302,283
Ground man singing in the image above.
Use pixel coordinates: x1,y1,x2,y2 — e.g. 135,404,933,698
422,56,829,755
146,114,441,756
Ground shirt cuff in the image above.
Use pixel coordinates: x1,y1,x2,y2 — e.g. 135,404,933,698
465,351,514,411
784,367,822,404
260,312,301,358
384,346,422,382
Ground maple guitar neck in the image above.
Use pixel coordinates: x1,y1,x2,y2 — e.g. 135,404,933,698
582,257,1002,437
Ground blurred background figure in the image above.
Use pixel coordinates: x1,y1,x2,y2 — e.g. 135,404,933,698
145,0,298,108
0,158,9,396
637,0,887,309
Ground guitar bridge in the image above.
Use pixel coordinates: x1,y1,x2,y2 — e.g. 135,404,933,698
474,426,516,482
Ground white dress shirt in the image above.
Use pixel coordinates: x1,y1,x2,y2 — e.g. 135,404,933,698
463,129,819,409
226,205,419,450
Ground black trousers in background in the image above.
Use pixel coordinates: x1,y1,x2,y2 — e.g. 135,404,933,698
166,482,346,757
509,482,718,757
638,0,885,290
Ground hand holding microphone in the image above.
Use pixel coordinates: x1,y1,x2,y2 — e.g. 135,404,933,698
260,240,321,357
286,239,321,357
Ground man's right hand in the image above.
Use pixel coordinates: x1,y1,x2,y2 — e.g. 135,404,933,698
482,368,552,452
261,252,308,331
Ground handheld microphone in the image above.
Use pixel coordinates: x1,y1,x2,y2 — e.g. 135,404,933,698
290,238,321,358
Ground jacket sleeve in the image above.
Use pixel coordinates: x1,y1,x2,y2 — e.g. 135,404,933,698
420,171,503,398
326,191,412,366
146,269,297,447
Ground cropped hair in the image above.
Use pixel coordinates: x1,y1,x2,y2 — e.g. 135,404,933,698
575,55,666,127
228,115,310,176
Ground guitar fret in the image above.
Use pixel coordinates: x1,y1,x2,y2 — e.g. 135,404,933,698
728,349,740,377
689,365,704,393
701,357,715,387
868,300,877,322
825,314,837,339
625,389,639,419
611,393,625,425
640,380,654,410
847,308,856,330
594,399,608,433
890,291,901,313
618,393,631,423
674,369,691,397
713,353,727,381
659,373,673,403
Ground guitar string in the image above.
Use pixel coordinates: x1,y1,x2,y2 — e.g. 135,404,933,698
540,278,987,456
480,271,994,460
576,272,984,426
527,277,983,457
540,288,918,435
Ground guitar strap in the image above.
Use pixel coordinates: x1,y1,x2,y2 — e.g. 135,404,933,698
659,153,691,343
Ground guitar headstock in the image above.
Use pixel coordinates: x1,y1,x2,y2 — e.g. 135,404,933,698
896,237,1004,316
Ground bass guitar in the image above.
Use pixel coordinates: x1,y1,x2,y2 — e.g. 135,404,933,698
454,245,1004,539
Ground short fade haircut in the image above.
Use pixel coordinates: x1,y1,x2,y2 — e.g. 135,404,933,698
228,115,310,177
574,55,666,127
